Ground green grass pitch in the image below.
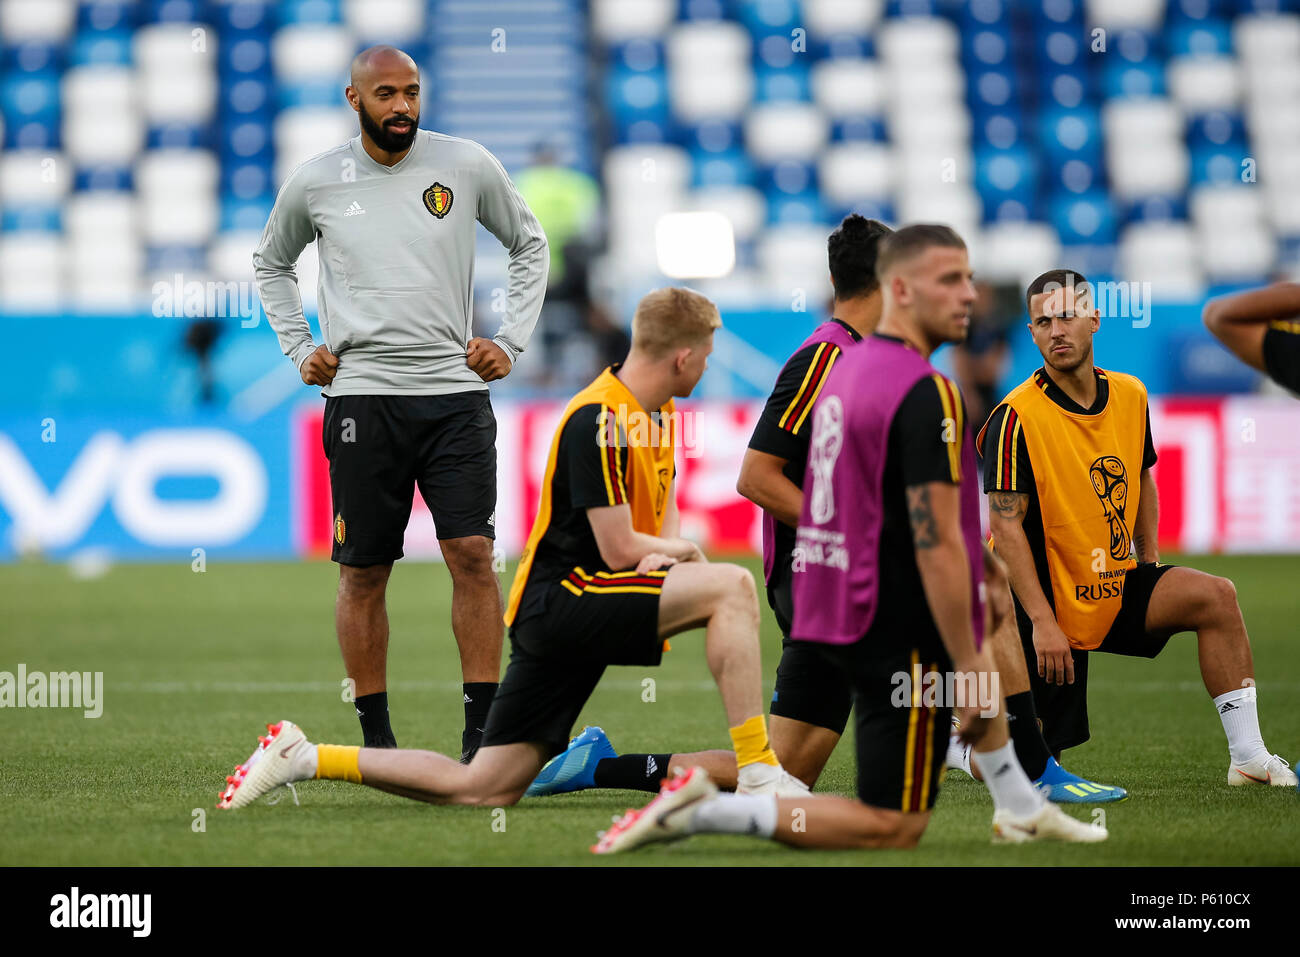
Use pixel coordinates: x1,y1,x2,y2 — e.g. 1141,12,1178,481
1,554,1296,866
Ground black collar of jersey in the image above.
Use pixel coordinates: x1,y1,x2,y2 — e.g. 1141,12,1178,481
828,317,863,342
1033,366,1110,415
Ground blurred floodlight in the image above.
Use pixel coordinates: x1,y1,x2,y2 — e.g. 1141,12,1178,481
655,211,735,278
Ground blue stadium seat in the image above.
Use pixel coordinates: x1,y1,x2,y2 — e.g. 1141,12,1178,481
70,29,134,66
1100,60,1166,98
753,66,810,102
78,1,138,32
681,0,728,20
1186,110,1247,149
1,74,61,149
221,36,274,76
147,123,211,150
220,195,275,231
1032,0,1086,24
974,145,1040,223
1121,194,1189,223
278,0,342,24
145,0,212,23
1038,106,1103,169
692,149,754,187
830,116,888,142
1167,0,1230,20
2,205,63,233
960,0,1012,28
221,77,274,117
214,1,275,33
1049,189,1119,244
1167,18,1234,55
609,39,663,73
4,42,64,74
767,190,826,224
736,0,800,37
1190,143,1253,184
74,165,134,191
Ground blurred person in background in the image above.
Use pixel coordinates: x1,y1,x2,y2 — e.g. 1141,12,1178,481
951,280,1019,431
515,140,604,391
1202,281,1300,395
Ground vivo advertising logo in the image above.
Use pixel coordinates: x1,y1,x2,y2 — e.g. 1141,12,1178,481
0,429,269,552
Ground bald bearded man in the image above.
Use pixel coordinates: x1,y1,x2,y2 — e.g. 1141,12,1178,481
253,45,549,760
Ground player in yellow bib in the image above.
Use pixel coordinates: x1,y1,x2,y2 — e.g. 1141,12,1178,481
980,269,1296,787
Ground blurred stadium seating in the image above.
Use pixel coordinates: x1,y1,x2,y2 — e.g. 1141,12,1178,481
1,0,1297,406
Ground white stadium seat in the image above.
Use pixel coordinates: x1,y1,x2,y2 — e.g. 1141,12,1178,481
62,66,136,114
811,58,886,118
667,21,752,69
343,0,424,44
272,108,356,184
971,221,1062,287
591,0,675,44
0,0,75,42
271,25,355,82
0,150,70,204
877,17,960,65
63,111,144,164
757,224,835,300
689,186,767,243
744,103,829,165
141,196,218,246
1085,0,1164,29
69,236,142,311
886,63,965,113
1199,226,1276,281
802,0,884,38
140,70,218,125
64,192,139,241
134,23,218,74
818,143,893,205
889,108,973,150
668,68,755,123
1102,98,1183,145
603,144,692,199
0,233,63,310
1118,222,1205,299
896,185,982,239
1234,13,1300,63
208,231,265,283
1167,56,1242,112
136,149,219,198
1189,185,1264,231
1107,140,1189,198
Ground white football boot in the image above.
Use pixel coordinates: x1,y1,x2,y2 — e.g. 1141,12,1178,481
736,762,811,797
992,802,1109,844
592,767,718,854
217,720,315,810
1227,752,1298,787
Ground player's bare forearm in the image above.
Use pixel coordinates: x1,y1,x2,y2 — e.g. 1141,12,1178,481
1204,282,1300,328
987,490,1055,625
1202,282,1300,372
907,483,980,671
736,448,802,528
661,492,681,539
1134,469,1159,563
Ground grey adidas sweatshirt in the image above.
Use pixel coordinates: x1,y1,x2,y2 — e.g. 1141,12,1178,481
253,130,549,395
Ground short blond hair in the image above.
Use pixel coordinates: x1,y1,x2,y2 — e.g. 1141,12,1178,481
630,287,722,358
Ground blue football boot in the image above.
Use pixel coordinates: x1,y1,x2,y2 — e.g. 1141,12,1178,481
1035,756,1127,803
525,726,618,797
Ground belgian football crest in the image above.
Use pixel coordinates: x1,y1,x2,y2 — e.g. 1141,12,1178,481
422,182,453,218
1089,455,1130,561
334,513,346,546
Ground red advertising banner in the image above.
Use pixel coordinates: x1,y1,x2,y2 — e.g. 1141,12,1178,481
293,397,1300,559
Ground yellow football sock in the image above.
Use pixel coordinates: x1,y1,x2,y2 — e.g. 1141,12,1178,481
729,714,779,768
315,744,362,783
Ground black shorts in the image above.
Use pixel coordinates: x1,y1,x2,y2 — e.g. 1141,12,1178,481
1021,561,1179,755
767,565,853,734
1263,325,1300,393
804,625,951,813
481,568,668,758
323,392,497,565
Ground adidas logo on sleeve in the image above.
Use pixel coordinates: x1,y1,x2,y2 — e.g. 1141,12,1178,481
344,201,366,217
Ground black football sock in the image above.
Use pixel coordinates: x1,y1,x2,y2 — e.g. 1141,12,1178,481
592,754,673,793
355,692,396,749
460,682,497,763
1006,690,1050,780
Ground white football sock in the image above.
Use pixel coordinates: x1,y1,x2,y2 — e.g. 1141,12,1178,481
945,731,973,778
1213,686,1267,765
971,740,1044,818
737,762,782,791
689,793,778,837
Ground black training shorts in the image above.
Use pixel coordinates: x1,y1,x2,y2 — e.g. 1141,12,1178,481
482,569,668,759
1020,561,1179,755
767,564,853,734
323,392,497,566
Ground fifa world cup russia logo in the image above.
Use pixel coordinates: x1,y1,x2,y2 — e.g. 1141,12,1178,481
809,396,845,524
1089,455,1131,561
